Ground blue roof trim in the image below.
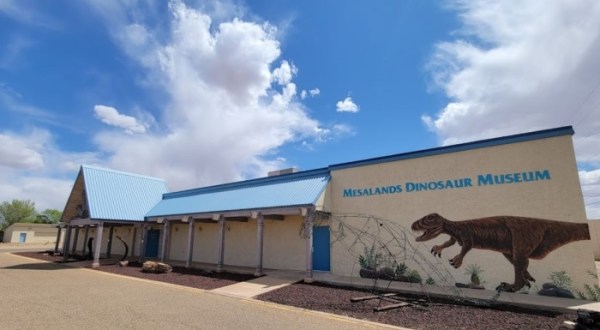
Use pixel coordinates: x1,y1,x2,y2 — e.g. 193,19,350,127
163,167,330,200
311,175,331,205
81,164,165,182
329,126,574,171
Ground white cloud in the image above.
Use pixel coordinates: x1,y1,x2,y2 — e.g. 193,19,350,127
336,96,359,113
580,169,600,219
0,131,45,169
425,0,600,217
86,0,337,189
300,88,320,100
94,105,146,134
0,129,101,210
272,60,297,85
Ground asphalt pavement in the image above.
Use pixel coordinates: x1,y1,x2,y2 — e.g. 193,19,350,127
0,250,402,330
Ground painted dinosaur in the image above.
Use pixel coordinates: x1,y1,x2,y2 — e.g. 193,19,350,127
411,213,590,292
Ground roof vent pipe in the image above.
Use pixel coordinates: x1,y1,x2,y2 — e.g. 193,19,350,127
268,168,298,177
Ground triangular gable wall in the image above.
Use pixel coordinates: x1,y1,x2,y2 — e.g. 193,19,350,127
60,167,90,223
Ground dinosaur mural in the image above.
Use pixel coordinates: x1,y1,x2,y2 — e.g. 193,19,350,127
411,213,590,292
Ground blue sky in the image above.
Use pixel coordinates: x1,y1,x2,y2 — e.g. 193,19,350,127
0,0,599,218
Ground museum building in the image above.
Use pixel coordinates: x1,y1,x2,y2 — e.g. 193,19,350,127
58,126,596,291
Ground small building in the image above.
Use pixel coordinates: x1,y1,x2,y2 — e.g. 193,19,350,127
2,223,58,244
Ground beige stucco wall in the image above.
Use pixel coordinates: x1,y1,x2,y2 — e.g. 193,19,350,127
166,216,306,271
327,134,596,292
263,216,306,271
3,224,58,244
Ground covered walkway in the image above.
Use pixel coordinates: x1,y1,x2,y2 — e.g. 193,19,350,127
145,168,331,280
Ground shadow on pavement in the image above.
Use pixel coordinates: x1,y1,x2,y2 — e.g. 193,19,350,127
3,262,70,271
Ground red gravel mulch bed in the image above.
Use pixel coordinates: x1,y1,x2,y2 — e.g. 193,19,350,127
15,251,578,328
14,251,256,290
257,282,576,330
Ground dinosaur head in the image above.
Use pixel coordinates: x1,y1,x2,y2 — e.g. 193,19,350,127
411,213,445,242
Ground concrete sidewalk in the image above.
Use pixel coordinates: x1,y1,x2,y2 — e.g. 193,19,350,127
211,270,305,298
312,272,600,314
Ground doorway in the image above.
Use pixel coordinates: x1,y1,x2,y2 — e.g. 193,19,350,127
145,229,160,258
312,226,330,271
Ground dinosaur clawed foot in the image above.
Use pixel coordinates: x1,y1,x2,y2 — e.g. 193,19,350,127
449,255,463,268
495,281,531,292
431,245,443,257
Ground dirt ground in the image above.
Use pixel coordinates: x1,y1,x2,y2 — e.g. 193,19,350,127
16,251,578,329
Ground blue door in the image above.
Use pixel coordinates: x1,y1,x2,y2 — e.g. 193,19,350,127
145,229,160,258
19,233,27,243
312,226,330,271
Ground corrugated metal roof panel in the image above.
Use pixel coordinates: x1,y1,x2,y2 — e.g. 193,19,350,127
82,165,168,222
146,172,330,218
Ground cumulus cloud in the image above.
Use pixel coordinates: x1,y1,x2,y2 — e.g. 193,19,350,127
85,0,336,189
0,131,45,169
336,96,359,113
0,128,101,209
94,105,146,134
300,88,320,100
425,0,600,217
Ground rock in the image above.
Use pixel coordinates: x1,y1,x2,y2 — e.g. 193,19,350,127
119,260,129,267
468,283,485,290
359,268,377,279
556,288,575,299
455,282,485,289
142,261,173,273
377,267,396,280
538,287,575,299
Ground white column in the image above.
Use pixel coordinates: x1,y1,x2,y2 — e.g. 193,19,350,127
255,212,264,276
186,217,195,268
216,215,225,272
92,223,104,268
304,211,314,282
160,220,170,262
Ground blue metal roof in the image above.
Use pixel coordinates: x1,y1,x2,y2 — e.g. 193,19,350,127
82,165,168,222
145,169,330,218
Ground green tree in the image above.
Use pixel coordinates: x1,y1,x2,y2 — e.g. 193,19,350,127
40,209,62,224
0,199,37,229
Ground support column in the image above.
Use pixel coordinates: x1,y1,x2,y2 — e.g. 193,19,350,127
185,217,195,268
140,224,149,261
304,211,314,282
54,226,62,253
255,213,264,276
216,215,225,272
106,225,114,258
82,225,90,255
70,226,80,255
160,220,170,262
61,225,72,262
92,223,104,268
131,226,138,257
